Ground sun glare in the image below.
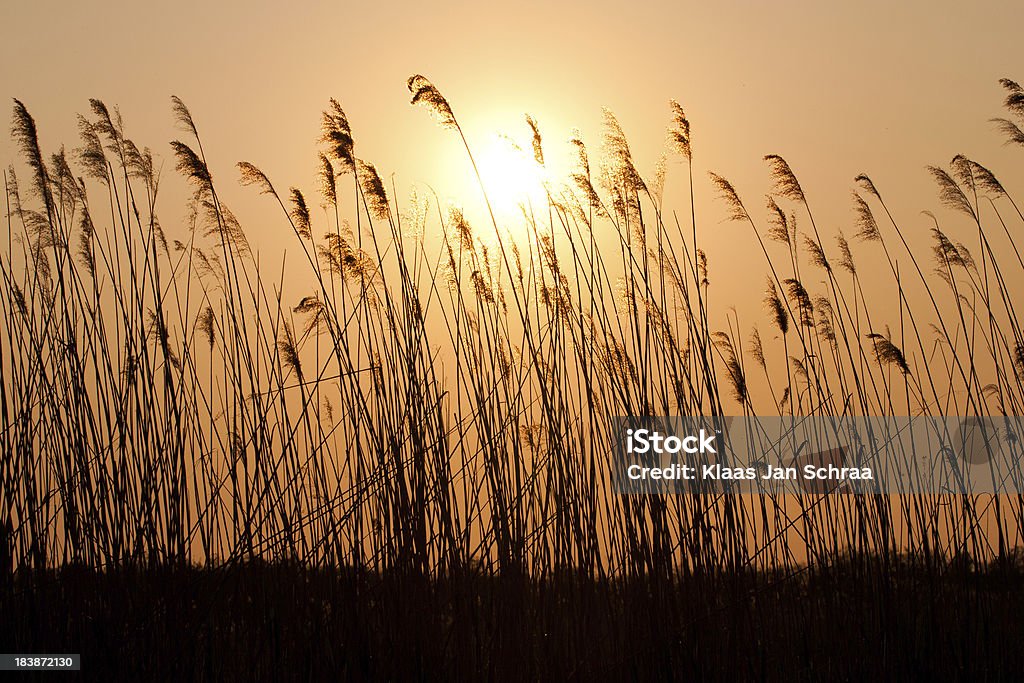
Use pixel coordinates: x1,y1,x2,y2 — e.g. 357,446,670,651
474,133,547,218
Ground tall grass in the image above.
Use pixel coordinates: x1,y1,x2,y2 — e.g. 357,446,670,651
2,76,1024,587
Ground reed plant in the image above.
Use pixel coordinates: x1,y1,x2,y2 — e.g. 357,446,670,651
2,77,1024,678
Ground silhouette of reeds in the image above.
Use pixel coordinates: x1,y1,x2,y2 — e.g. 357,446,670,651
2,75,1024,680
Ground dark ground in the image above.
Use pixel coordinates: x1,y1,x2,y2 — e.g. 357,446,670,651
3,557,1024,681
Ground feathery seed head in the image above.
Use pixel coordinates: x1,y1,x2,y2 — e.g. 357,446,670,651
317,153,336,206
966,159,1006,196
407,75,457,128
999,77,1024,118
854,173,880,199
171,141,211,187
320,99,355,171
237,161,276,196
783,278,814,327
750,327,765,369
764,154,805,203
170,95,199,140
75,115,108,183
525,114,544,166
765,196,790,243
991,117,1024,146
198,306,216,349
356,159,389,220
866,332,909,374
836,231,856,275
709,172,749,222
929,165,976,219
289,188,312,239
764,278,789,335
667,99,691,160
278,321,303,383
852,192,881,242
803,234,831,272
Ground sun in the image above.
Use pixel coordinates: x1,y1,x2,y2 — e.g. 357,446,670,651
474,133,547,218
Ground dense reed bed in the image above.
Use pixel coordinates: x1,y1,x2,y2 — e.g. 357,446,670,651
4,557,1024,680
2,76,1024,679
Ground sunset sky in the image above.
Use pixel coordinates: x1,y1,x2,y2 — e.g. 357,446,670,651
3,0,1022,312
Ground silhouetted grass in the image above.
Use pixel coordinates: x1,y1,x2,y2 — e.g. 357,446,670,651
2,75,1024,679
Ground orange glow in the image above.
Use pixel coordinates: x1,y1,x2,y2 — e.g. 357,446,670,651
475,133,548,219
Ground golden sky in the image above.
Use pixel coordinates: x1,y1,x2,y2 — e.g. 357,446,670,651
2,0,1024,562
2,0,1023,316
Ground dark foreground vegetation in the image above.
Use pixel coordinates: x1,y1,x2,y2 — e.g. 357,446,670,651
4,557,1024,681
4,75,1024,680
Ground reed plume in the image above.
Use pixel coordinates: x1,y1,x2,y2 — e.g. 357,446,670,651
709,171,749,222
667,99,691,160
866,332,910,374
764,154,805,203
764,279,789,335
407,75,456,128
321,99,355,171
